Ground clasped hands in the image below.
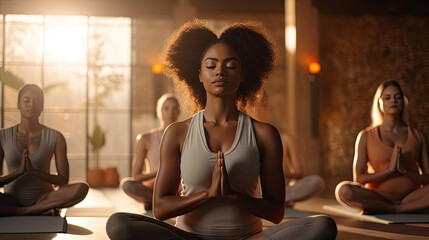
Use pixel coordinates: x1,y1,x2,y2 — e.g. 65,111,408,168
18,148,36,174
389,144,407,175
207,150,236,200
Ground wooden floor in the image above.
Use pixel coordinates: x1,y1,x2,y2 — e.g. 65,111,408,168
1,187,428,240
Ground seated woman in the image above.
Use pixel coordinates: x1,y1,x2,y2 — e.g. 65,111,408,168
251,94,324,207
121,94,180,210
0,84,89,216
281,133,325,207
336,80,429,213
106,19,337,240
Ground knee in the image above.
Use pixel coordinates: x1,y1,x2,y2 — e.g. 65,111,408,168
308,175,325,193
76,182,89,199
106,212,135,240
335,181,354,203
311,215,337,240
121,179,135,194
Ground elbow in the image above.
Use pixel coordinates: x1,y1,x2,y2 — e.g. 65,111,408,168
294,173,303,180
355,176,365,185
153,208,167,221
270,209,284,224
152,200,169,221
271,214,283,224
57,175,69,186
268,202,285,224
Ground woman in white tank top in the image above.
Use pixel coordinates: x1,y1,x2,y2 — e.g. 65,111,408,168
106,19,337,240
0,84,88,216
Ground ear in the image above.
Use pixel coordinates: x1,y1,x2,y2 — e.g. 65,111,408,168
199,69,203,83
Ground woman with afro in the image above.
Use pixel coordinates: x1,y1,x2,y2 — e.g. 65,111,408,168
106,19,337,240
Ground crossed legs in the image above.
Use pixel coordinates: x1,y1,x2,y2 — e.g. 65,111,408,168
286,175,325,206
335,181,429,213
121,178,153,210
106,213,337,240
0,181,88,216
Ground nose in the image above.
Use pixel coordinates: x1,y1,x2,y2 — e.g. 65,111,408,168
215,65,225,76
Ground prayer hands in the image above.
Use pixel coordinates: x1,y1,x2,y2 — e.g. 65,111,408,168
208,151,235,200
19,148,27,174
395,146,407,175
390,144,406,174
19,148,35,174
25,150,35,174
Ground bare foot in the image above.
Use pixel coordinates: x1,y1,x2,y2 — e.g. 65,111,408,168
286,201,295,208
40,208,60,216
144,202,152,210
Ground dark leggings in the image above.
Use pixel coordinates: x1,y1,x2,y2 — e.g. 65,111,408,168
106,212,337,240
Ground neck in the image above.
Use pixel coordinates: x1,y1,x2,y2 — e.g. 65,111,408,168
204,94,239,124
381,114,403,131
19,118,41,133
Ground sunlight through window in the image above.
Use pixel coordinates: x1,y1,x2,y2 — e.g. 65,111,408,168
44,16,88,63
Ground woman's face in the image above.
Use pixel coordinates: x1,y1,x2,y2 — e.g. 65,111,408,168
18,88,44,119
161,98,180,125
199,43,244,97
379,85,403,115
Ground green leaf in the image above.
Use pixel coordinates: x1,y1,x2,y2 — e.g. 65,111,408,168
0,68,26,91
89,124,106,151
44,82,69,94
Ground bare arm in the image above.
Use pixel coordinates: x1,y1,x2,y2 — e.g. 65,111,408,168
281,134,303,180
0,141,26,187
224,122,285,224
132,134,157,182
353,130,396,184
26,132,69,186
400,131,429,185
153,121,213,220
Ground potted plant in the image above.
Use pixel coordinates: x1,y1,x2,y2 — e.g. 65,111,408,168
86,33,124,188
87,124,106,188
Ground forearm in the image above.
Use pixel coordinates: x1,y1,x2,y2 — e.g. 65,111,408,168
29,170,68,186
154,191,211,220
0,170,23,187
355,169,394,184
231,191,284,224
404,171,429,185
134,171,157,182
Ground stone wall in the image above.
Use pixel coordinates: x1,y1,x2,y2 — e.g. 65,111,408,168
318,14,429,178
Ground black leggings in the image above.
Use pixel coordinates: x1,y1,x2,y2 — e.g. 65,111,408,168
106,212,337,240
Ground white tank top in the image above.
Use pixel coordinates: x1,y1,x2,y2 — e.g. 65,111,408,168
176,110,262,239
0,125,57,206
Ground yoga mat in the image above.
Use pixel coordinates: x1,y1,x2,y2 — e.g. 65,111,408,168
283,207,315,219
66,188,116,217
323,204,429,225
0,214,67,233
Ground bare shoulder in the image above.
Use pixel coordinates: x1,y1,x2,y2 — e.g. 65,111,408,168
411,127,428,142
251,118,281,143
163,118,192,142
357,126,373,141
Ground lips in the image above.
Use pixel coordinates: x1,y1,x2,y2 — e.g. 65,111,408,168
212,80,227,86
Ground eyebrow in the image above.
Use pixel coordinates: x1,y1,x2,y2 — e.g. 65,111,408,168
204,57,239,62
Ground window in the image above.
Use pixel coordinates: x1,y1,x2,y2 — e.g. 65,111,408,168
0,15,131,181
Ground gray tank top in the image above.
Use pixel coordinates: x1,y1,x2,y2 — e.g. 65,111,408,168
1,125,57,206
176,110,262,239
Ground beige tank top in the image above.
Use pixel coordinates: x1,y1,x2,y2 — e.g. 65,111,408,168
176,110,262,239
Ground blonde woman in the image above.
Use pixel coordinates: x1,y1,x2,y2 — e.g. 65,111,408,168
121,94,180,210
336,80,429,213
